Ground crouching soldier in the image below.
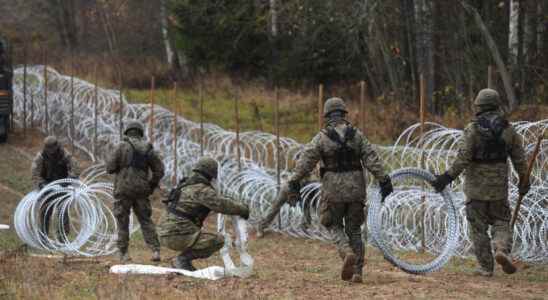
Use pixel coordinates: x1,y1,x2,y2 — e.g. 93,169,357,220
106,120,165,262
432,89,530,277
31,136,80,242
158,157,250,271
287,97,393,283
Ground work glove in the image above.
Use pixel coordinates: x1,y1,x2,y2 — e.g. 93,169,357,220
379,176,394,203
518,181,530,197
431,172,453,193
287,180,301,207
240,206,250,220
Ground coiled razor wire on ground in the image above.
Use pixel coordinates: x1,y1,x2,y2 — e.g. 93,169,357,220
368,168,459,274
9,66,548,265
13,165,139,256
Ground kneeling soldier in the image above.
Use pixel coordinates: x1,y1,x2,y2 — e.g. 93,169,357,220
158,157,250,271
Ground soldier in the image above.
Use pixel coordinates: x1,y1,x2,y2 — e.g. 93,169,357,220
106,120,165,262
432,88,530,277
286,97,393,283
31,136,80,241
158,157,250,271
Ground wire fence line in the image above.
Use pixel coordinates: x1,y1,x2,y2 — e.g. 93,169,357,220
10,65,548,263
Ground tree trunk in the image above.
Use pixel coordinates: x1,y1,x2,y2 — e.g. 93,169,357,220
460,1,518,111
414,0,434,112
160,0,174,66
508,0,519,65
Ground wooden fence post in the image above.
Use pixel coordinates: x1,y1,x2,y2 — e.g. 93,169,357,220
43,48,49,134
93,65,98,159
70,54,75,154
200,82,205,156
23,48,27,138
318,84,324,130
360,81,366,132
487,65,493,89
149,76,155,144
234,93,241,172
275,87,282,229
419,74,427,253
172,82,178,185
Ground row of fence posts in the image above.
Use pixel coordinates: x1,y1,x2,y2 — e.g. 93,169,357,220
16,51,496,239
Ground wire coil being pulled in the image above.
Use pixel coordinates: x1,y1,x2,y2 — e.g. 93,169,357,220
368,168,459,274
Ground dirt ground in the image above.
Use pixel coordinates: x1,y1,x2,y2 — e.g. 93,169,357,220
1,130,547,300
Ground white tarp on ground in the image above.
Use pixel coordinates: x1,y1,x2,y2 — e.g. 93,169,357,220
0,224,10,230
109,264,226,280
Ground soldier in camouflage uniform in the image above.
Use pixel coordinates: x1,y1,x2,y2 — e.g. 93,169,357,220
287,97,393,283
106,120,165,262
432,89,530,277
31,136,80,241
158,157,250,271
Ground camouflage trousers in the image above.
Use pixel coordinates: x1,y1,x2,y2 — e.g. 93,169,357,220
161,231,224,259
114,196,160,252
466,198,513,271
320,201,365,276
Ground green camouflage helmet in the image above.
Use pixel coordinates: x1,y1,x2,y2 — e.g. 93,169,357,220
323,97,348,117
193,157,218,180
474,89,500,112
43,136,60,154
124,120,145,136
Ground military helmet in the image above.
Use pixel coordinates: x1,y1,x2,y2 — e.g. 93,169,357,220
474,89,500,111
323,97,348,117
124,120,145,136
43,136,60,154
193,157,218,180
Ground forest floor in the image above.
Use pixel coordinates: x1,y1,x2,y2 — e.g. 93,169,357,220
1,131,548,300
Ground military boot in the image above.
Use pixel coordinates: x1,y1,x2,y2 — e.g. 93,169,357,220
172,252,196,271
473,267,493,277
151,250,161,262
118,250,131,263
495,251,517,274
341,253,357,281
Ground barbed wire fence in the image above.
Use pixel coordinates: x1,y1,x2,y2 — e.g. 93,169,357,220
9,65,548,265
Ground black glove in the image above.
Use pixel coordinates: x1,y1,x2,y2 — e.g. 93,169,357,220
287,181,301,207
518,181,530,197
241,208,250,220
379,176,394,203
150,181,159,191
431,172,453,193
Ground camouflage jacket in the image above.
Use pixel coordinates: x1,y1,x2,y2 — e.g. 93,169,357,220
447,111,528,201
157,172,249,247
106,136,165,199
289,120,389,204
31,149,80,190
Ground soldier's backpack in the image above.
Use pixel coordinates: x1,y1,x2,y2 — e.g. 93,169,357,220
320,123,361,176
473,114,510,163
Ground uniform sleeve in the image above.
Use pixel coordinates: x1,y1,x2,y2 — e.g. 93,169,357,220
31,153,45,190
200,187,249,217
359,133,388,181
106,145,122,174
447,125,475,179
507,127,528,182
149,149,165,187
289,134,322,183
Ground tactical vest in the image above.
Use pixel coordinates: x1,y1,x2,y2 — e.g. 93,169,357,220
127,140,151,171
320,124,362,176
166,175,212,227
41,151,69,183
472,114,509,163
